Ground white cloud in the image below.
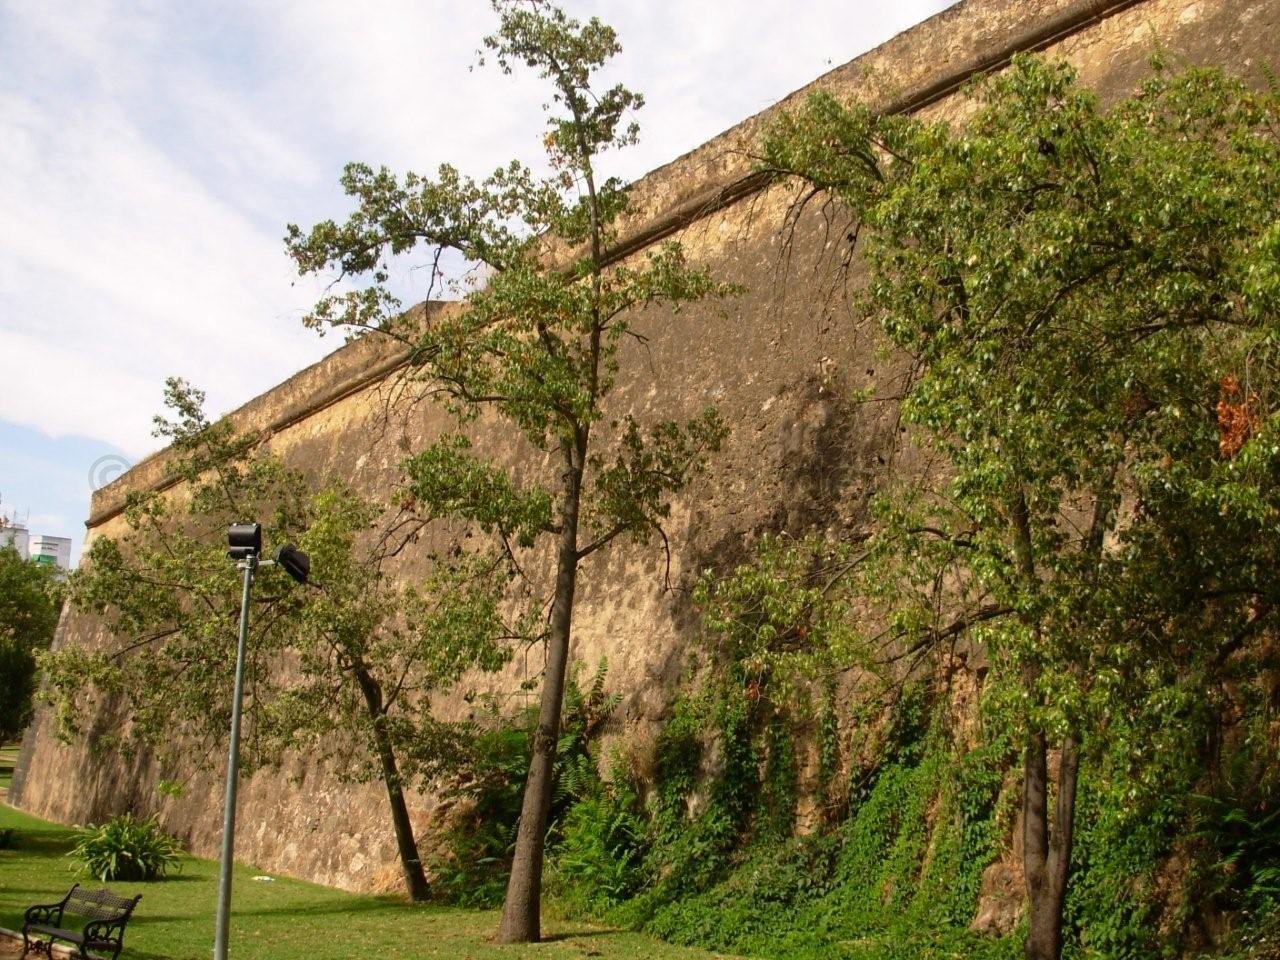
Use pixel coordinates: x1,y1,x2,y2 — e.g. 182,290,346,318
0,95,326,454
0,0,955,463
0,3,336,456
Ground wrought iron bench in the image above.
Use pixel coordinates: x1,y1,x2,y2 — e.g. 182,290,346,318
21,884,142,960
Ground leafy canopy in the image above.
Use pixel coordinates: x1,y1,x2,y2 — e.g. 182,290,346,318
285,0,735,570
288,3,737,940
758,57,1280,755
46,379,522,788
0,540,65,741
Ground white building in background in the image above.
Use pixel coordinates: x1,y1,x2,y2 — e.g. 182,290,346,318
1,522,30,560
3,514,73,573
29,535,72,572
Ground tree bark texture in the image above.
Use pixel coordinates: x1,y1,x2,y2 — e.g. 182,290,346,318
355,665,431,903
1024,734,1081,960
496,444,584,943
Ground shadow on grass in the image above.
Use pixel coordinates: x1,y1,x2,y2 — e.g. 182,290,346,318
542,928,621,941
227,898,421,921
1,870,210,907
119,912,206,927
2,827,75,848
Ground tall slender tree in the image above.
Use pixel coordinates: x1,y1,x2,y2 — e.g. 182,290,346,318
286,1,734,941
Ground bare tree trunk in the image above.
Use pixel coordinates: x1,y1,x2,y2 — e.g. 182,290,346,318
497,444,584,944
1009,489,1081,960
1024,728,1054,960
1024,734,1081,960
355,666,430,902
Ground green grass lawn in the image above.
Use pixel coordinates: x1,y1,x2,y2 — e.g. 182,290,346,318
0,804,732,960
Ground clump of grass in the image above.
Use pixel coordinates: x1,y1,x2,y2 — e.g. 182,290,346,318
69,814,182,882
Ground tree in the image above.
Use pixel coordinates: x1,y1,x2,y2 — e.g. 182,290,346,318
285,0,735,941
0,536,64,741
760,58,1280,960
45,379,519,902
268,488,527,902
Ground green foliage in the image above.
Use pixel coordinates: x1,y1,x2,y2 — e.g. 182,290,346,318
0,803,717,960
1045,714,1275,960
45,380,520,790
69,813,182,882
554,541,1011,956
1188,731,1280,930
1055,733,1177,958
604,525,1272,960
285,0,735,472
1209,908,1280,960
431,663,624,908
763,52,1280,751
263,486,525,791
431,720,532,908
545,666,648,914
692,533,860,701
611,679,1012,960
550,787,647,914
45,379,313,762
44,381,528,901
0,540,65,740
757,55,1280,957
402,435,552,549
1197,797,1280,910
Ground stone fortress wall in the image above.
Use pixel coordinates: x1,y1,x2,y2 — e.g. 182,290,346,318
12,0,1276,894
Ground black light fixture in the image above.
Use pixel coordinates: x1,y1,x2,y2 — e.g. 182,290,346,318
274,544,310,584
226,522,262,561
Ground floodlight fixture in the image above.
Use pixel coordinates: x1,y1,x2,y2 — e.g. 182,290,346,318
226,522,262,561
274,544,310,585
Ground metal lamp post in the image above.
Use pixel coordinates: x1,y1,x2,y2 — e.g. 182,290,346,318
214,523,309,960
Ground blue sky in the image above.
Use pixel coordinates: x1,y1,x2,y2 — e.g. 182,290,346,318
0,0,955,562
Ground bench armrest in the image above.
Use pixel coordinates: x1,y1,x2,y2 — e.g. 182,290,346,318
84,917,127,945
24,902,64,927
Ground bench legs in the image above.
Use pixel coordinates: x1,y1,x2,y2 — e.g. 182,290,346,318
21,933,88,960
21,930,52,959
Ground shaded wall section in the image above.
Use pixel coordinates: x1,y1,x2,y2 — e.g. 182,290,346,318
13,0,1277,894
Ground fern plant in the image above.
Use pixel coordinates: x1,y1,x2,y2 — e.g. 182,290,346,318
552,788,647,912
69,813,182,882
431,663,622,907
1194,794,1280,910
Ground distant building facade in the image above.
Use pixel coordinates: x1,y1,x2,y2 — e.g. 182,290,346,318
0,522,31,559
2,524,71,572
29,535,72,572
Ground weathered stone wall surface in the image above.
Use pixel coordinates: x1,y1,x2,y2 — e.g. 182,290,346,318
13,0,1278,895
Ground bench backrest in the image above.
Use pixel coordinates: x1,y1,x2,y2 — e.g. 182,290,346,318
64,887,140,923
